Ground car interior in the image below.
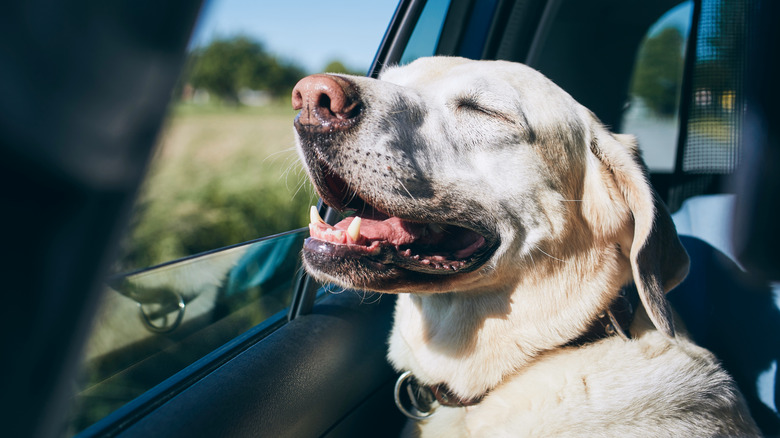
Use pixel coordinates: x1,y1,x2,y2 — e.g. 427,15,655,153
3,0,778,437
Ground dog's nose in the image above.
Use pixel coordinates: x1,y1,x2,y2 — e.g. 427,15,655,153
292,74,361,130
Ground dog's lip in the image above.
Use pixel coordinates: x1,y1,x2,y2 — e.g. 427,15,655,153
306,207,497,275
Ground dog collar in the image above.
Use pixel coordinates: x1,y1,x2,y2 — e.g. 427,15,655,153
567,283,639,346
393,285,640,420
394,371,482,421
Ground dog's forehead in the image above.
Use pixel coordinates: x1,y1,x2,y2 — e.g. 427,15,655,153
379,57,569,105
382,58,546,88
378,57,584,134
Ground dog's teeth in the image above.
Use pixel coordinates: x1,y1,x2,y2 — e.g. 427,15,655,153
347,217,361,242
310,206,326,224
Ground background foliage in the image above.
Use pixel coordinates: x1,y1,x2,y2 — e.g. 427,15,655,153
115,36,361,272
630,27,685,117
186,36,306,102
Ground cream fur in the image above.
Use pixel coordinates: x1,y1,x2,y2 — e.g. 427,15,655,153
295,57,761,437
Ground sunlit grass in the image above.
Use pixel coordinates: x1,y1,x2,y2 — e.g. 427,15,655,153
117,101,316,272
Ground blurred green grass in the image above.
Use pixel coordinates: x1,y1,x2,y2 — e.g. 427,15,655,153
117,100,317,272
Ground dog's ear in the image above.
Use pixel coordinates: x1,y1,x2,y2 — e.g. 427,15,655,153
588,128,689,337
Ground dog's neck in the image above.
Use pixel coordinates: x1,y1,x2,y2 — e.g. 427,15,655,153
387,243,632,400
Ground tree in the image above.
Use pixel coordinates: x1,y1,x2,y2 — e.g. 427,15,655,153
630,27,685,117
322,60,364,76
187,36,306,103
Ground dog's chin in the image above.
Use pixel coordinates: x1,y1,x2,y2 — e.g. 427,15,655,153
302,252,420,292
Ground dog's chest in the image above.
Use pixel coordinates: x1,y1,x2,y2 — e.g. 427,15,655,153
406,330,755,437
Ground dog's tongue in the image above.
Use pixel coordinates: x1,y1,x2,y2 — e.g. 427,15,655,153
309,213,428,246
307,206,485,262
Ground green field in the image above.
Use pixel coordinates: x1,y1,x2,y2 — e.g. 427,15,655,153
117,101,317,272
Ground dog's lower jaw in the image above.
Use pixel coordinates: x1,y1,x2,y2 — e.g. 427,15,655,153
387,243,631,400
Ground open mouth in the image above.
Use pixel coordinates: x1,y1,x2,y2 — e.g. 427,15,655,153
305,167,495,275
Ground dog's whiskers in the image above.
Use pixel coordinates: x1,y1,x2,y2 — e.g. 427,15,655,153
283,162,306,191
324,284,347,295
344,188,360,206
357,289,382,305
533,245,569,263
397,180,417,202
290,178,314,202
262,146,298,164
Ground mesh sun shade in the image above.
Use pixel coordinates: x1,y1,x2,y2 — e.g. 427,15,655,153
682,0,758,174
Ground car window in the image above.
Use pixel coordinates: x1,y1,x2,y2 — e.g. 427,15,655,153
620,1,694,173
67,1,399,435
399,0,452,65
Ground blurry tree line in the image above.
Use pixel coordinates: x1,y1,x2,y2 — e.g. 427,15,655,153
117,35,365,272
630,27,685,117
177,35,363,104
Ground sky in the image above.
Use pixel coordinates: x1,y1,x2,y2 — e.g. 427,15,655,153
189,0,695,73
190,0,401,74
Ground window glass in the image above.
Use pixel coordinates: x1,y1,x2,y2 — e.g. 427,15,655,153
68,0,398,435
400,0,452,65
620,1,693,173
68,231,305,434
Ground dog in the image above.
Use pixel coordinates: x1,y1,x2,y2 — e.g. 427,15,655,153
292,57,761,437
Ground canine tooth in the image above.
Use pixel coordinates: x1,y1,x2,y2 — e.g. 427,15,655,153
310,206,326,224
347,217,361,242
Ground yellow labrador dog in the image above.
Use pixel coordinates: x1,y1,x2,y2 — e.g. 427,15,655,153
292,57,760,437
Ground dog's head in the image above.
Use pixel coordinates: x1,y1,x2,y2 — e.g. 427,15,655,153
293,57,688,336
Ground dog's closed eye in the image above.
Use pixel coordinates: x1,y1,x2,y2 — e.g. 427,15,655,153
454,95,516,125
455,95,493,114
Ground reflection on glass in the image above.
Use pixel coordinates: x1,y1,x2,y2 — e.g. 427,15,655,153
399,0,452,65
67,230,306,435
621,1,693,173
